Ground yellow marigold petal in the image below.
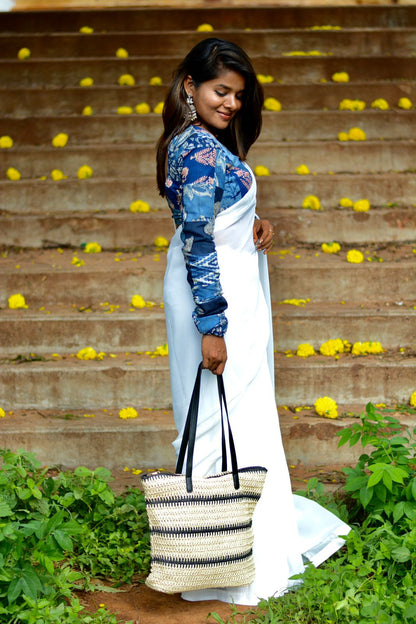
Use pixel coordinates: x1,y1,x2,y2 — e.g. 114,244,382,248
0,408,5,418
6,167,21,181
77,347,98,360
154,236,169,248
83,242,102,253
302,195,321,210
0,136,13,148
256,74,274,84
338,131,349,142
347,127,366,141
77,165,93,179
153,101,164,114
296,164,309,175
398,97,412,110
254,165,270,176
321,242,341,254
118,73,135,86
116,48,129,58
347,249,364,264
82,106,93,115
264,97,282,111
51,169,66,181
314,396,338,419
52,133,69,148
371,98,389,110
8,293,28,309
119,407,139,419
135,102,151,114
17,47,31,60
196,23,214,31
410,391,416,407
79,26,94,33
331,71,349,83
353,199,370,212
149,76,162,86
117,106,133,115
339,197,353,208
79,77,94,87
130,200,150,213
131,295,146,308
296,343,315,357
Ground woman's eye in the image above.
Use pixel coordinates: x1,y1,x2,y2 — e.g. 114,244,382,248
215,91,226,97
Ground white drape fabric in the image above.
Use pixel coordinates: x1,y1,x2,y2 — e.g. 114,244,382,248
163,171,350,606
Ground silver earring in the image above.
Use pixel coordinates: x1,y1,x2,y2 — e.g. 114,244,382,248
186,93,197,122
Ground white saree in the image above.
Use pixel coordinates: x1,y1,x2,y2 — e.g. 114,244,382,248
163,170,350,606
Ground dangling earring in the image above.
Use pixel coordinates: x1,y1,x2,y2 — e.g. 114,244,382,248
186,93,197,122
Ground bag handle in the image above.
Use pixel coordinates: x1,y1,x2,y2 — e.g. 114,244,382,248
176,363,240,493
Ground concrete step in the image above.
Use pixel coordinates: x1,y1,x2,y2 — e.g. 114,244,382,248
2,29,416,59
0,351,414,409
1,141,415,177
2,174,415,215
1,303,414,355
2,110,416,145
1,206,415,248
1,248,415,305
1,56,414,88
1,83,415,117
2,6,416,33
1,406,414,471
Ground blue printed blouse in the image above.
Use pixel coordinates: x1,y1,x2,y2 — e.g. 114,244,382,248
165,125,252,336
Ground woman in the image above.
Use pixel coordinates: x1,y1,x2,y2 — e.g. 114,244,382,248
157,38,349,606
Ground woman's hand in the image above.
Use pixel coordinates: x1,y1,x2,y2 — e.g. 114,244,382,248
201,335,227,375
253,219,274,254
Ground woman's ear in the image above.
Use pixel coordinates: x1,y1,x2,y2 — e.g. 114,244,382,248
184,75,194,97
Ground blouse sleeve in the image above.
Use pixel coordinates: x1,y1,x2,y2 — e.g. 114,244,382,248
180,139,228,336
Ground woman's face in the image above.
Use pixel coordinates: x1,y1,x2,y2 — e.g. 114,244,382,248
185,69,245,132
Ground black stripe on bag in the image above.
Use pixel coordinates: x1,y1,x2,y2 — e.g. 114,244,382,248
145,492,262,506
151,549,253,567
150,520,252,536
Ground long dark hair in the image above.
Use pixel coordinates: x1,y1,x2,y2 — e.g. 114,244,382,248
156,38,264,196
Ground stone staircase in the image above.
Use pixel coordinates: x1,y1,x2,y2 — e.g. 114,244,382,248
0,5,415,472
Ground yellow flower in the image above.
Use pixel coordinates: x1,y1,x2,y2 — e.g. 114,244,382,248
149,76,162,86
131,295,146,308
398,97,412,110
302,195,321,210
331,72,349,82
296,164,310,175
296,343,315,358
339,197,353,208
6,167,21,181
79,77,94,87
338,132,349,142
71,256,85,266
0,408,5,418
348,127,366,141
256,74,274,84
254,165,270,176
135,103,151,114
371,98,389,110
153,102,164,114
339,99,366,111
152,344,168,356
0,136,13,148
79,26,94,33
196,23,214,32
77,165,93,179
352,341,383,355
77,347,98,360
117,106,133,114
264,97,282,111
17,47,31,60
279,298,310,307
130,200,150,213
320,339,345,356
353,199,370,212
116,48,129,58
8,293,28,309
119,407,139,419
51,169,67,181
154,236,169,248
347,249,364,264
132,468,143,475
410,391,416,407
118,74,135,86
52,133,69,148
83,242,102,253
321,241,341,254
82,106,93,115
314,396,338,419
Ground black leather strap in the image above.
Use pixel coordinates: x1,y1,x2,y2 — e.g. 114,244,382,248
176,363,240,492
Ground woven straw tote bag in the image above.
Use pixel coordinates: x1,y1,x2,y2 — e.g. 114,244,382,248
141,363,267,594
